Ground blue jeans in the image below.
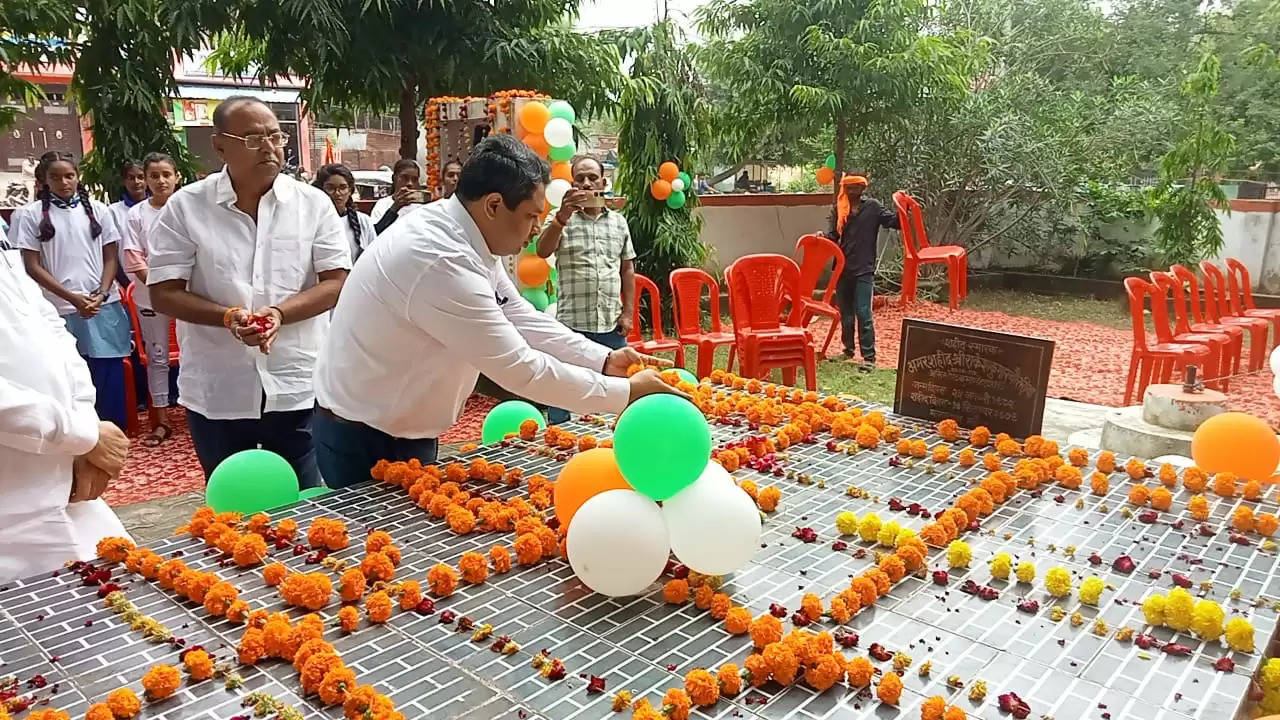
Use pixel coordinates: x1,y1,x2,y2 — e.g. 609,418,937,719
836,274,876,361
547,327,627,424
186,404,320,489
313,407,438,488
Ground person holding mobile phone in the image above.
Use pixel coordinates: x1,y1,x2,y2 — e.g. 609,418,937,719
535,155,636,425
371,159,424,235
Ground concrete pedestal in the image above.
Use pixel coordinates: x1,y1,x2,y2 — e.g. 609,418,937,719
1140,385,1227,431
1100,384,1226,458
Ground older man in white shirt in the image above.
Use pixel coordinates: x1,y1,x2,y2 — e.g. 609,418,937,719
313,134,682,487
149,97,350,489
0,242,131,582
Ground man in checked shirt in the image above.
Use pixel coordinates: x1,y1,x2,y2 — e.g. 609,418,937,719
536,155,636,425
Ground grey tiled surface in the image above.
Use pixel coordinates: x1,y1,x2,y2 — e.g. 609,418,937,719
1,410,1275,719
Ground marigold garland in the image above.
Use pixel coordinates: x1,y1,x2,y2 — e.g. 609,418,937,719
96,536,134,564
360,552,396,583
338,606,359,633
366,591,393,624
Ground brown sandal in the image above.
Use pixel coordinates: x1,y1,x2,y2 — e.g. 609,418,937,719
142,423,172,447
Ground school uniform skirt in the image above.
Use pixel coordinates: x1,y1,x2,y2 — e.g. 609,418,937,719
61,301,132,428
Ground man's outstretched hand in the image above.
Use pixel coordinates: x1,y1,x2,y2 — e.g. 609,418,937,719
604,346,673,377
626,368,691,406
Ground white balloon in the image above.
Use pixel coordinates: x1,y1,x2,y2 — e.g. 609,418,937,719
670,178,686,193
567,490,670,597
1270,346,1280,376
662,462,762,575
546,178,571,207
543,118,574,148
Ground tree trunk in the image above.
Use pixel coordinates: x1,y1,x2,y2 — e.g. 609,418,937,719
398,79,418,161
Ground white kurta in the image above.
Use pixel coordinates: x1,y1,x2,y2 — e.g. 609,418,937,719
0,249,129,583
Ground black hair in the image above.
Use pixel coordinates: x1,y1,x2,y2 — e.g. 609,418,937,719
456,134,549,210
314,163,362,248
119,159,143,177
392,158,420,177
444,158,463,171
141,152,177,174
212,96,272,131
34,151,100,243
570,155,603,175
119,159,145,203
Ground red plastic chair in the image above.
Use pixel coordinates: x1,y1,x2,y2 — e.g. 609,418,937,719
1148,271,1231,391
1224,258,1280,349
669,268,736,379
791,233,845,355
1198,261,1269,371
1152,270,1242,389
725,254,817,389
1123,276,1212,405
625,274,686,366
892,191,967,310
121,282,181,436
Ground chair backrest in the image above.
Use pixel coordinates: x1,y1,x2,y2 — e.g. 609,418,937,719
793,234,845,306
669,267,724,336
1151,270,1194,336
1123,276,1157,350
1199,261,1232,322
1170,264,1210,325
892,190,929,260
725,254,804,333
627,273,668,343
1224,258,1256,313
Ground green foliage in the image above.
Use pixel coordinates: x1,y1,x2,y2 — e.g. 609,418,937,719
0,2,78,131
1151,53,1235,266
781,168,822,194
607,21,709,288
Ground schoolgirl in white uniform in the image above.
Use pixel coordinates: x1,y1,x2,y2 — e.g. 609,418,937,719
314,163,375,261
7,151,132,430
106,160,148,289
123,152,180,445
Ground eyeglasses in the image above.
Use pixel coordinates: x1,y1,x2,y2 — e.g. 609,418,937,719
220,131,290,150
322,184,351,195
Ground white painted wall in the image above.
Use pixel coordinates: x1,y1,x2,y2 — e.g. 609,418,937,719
1214,207,1280,293
694,202,831,273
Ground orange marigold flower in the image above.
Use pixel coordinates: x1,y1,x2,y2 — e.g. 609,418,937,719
723,606,752,635
1091,472,1109,496
398,580,422,610
910,439,928,458
96,536,134,564
263,562,287,586
957,448,977,467
856,424,881,448
1128,484,1150,506
800,592,824,621
743,653,771,687
519,419,540,440
263,617,297,660
1183,466,1208,492
896,438,912,456
85,702,113,720
982,452,1002,472
937,418,960,442
878,554,907,583
883,424,902,442
1157,463,1178,488
141,664,181,700
931,445,951,463
664,579,691,604
226,600,250,625
920,524,949,548
366,590,392,623
203,581,238,616
427,564,458,597
897,545,926,573
738,479,758,500
996,439,1021,457
514,533,543,566
183,648,214,681
300,652,344,696
970,426,991,447
444,462,467,484
662,688,693,720
293,638,333,672
763,642,799,686
106,688,141,718
317,664,357,706
804,653,844,692
1256,513,1279,537
339,569,367,603
578,434,598,452
1096,451,1116,474
490,545,513,573
1188,494,1210,520
693,584,715,610
876,670,903,704
750,614,783,649
446,506,477,534
365,530,393,554
1244,479,1263,501
232,533,268,567
685,668,720,708
467,459,488,481
459,552,489,584
1124,457,1147,480
709,593,732,620
1151,486,1173,511
717,664,742,697
1055,465,1082,490
829,595,854,624
1214,472,1238,498
1232,506,1255,533
360,552,396,583
757,486,781,512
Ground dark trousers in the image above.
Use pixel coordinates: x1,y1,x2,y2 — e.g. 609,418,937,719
835,274,876,362
313,408,438,489
85,357,128,430
186,405,320,489
548,327,627,425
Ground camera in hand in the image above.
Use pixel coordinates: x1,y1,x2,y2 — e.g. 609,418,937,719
578,190,606,209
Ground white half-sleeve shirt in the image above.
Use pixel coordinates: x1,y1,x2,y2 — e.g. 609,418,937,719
8,197,121,315
314,195,630,439
146,169,352,420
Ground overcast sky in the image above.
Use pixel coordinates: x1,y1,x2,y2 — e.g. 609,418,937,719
574,0,707,32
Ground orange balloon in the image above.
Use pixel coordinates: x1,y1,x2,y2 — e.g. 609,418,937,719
658,162,679,182
554,448,632,529
551,161,572,182
651,179,673,201
1191,412,1280,481
515,123,528,140
519,101,551,134
517,255,551,287
524,133,550,158
816,166,834,184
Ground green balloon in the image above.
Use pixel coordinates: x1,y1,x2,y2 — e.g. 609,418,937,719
549,143,575,162
523,239,538,255
549,266,559,284
666,190,687,209
677,171,691,188
483,400,545,444
206,449,300,514
548,100,576,124
824,154,837,170
613,394,711,501
299,486,333,500
674,368,697,385
522,287,550,310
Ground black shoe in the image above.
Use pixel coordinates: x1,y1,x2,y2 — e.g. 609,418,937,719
842,349,855,360
858,360,876,373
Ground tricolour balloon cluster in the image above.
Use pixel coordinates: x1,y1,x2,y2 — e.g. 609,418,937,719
816,153,836,185
650,161,692,210
515,242,557,310
516,98,578,212
557,394,762,596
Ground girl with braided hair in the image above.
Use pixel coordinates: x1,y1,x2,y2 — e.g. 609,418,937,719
314,164,374,260
8,152,132,430
123,153,181,445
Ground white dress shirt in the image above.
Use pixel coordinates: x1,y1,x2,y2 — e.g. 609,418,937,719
0,249,129,582
344,210,376,258
7,197,121,315
314,195,630,439
146,170,351,420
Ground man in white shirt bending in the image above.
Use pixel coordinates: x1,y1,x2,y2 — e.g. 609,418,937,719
313,134,683,488
148,97,351,489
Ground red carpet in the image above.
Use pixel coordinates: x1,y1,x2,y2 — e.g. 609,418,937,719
810,299,1280,427
105,394,498,507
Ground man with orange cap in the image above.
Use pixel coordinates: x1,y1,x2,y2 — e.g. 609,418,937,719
825,174,899,369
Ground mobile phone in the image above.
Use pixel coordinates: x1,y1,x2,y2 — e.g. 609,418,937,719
409,188,428,204
579,190,605,209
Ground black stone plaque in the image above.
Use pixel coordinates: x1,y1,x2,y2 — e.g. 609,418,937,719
893,318,1055,438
